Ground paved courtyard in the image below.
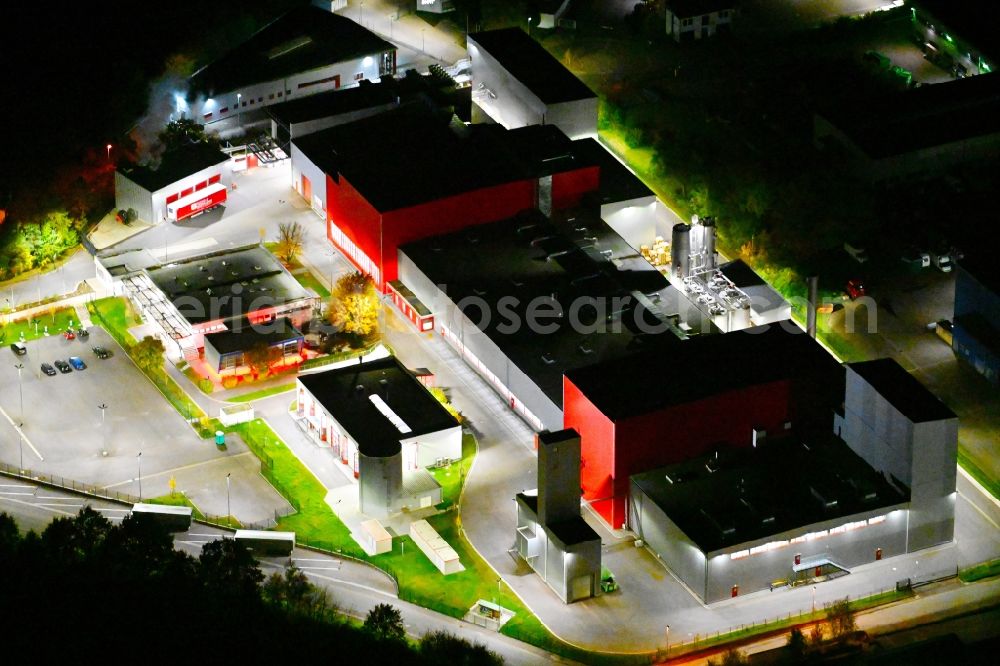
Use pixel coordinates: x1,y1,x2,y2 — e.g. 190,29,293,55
0,327,288,523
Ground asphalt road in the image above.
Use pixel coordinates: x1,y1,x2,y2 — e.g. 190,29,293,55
0,478,574,665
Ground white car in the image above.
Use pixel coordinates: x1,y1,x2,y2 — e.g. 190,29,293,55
932,253,953,273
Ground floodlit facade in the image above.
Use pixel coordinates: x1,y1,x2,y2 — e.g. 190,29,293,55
114,144,231,225
295,356,461,518
96,245,313,369
290,105,599,290
185,5,396,127
468,28,598,139
952,257,1000,386
665,0,737,42
515,429,602,603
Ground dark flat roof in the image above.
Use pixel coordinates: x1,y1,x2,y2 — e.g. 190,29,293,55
298,356,459,458
571,138,654,204
958,253,1000,297
818,74,1000,159
666,0,738,19
915,0,1000,63
401,210,684,407
267,78,398,126
566,322,841,421
469,28,595,105
118,143,229,194
204,318,302,356
189,6,394,96
292,103,537,211
631,433,909,553
849,359,956,423
146,246,311,325
517,494,600,547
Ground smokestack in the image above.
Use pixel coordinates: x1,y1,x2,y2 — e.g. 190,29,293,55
806,275,819,338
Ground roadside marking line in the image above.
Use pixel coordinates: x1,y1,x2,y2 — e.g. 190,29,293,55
101,452,253,489
257,561,395,599
292,557,342,563
0,484,35,488
0,496,76,517
0,406,44,461
958,490,1000,531
188,533,225,537
0,492,36,496
35,503,83,508
94,507,131,512
959,466,1000,509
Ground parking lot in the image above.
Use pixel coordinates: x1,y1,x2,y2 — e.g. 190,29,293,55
0,326,289,523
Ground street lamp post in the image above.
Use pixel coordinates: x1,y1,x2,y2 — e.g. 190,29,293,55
237,93,242,128
359,0,365,26
14,363,24,426
136,451,143,500
98,403,108,456
422,28,426,53
226,472,232,524
812,586,816,614
106,144,112,162
665,625,670,655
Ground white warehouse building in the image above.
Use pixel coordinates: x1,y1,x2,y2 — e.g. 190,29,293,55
114,143,231,225
468,28,597,140
185,5,396,129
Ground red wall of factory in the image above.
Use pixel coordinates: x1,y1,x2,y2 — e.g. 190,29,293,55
564,376,794,529
325,173,382,281
380,180,537,286
326,166,601,289
552,166,600,211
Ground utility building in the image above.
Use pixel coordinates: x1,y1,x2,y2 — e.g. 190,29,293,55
114,143,231,225
186,5,396,127
516,429,602,603
295,356,462,518
468,28,597,139
838,359,959,550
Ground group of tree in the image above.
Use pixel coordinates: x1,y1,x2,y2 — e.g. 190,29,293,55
0,210,83,281
0,508,502,663
325,271,380,350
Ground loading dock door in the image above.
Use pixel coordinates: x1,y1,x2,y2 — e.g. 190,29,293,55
301,175,312,202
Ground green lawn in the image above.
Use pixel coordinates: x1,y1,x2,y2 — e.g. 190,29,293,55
958,450,1000,502
960,558,1000,583
146,492,206,521
88,296,139,347
427,434,476,508
230,418,363,557
294,272,330,299
228,382,297,403
1,306,78,343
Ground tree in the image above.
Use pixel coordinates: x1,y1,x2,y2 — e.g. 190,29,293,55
132,335,166,373
243,340,278,376
364,603,406,642
263,565,332,619
786,627,808,662
827,598,856,639
158,118,219,152
420,630,503,665
198,537,264,599
709,647,748,666
274,221,304,264
327,272,379,344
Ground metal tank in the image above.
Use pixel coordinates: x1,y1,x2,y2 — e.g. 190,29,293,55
671,223,690,279
702,217,717,270
358,446,403,518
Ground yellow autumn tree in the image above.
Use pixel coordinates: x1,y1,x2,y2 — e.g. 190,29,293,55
328,272,379,345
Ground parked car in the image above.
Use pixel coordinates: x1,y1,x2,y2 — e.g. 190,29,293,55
69,356,87,371
54,359,72,373
844,242,869,264
77,328,90,339
93,346,112,359
932,252,953,272
40,363,57,376
846,279,867,300
901,248,931,269
10,342,27,356
63,330,76,341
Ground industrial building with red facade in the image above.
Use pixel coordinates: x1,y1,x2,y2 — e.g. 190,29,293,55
289,104,599,291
